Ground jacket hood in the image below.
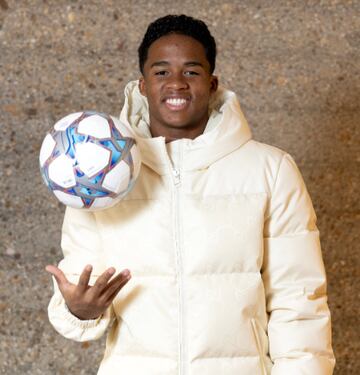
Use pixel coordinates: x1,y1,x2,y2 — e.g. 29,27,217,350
119,80,252,175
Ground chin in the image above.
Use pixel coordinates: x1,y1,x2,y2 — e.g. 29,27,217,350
162,119,191,129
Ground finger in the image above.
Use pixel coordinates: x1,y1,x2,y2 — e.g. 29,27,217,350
92,267,116,295
104,276,131,305
76,264,93,292
45,265,71,292
106,269,131,290
101,270,131,301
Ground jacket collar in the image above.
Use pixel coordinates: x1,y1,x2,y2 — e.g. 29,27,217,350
119,80,252,175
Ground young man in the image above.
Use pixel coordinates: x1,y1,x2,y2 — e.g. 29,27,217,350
46,15,335,374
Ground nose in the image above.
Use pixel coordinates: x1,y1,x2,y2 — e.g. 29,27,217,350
166,72,189,90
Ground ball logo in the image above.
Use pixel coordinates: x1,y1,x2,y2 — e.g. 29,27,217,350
39,111,141,210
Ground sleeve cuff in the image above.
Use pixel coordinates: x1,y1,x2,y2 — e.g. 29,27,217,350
48,291,114,342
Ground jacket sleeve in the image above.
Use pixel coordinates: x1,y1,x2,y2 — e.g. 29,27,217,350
262,153,335,374
47,206,115,342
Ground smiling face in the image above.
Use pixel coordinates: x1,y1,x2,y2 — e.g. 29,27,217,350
139,33,218,142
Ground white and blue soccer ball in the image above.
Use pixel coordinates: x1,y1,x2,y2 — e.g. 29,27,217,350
39,111,141,211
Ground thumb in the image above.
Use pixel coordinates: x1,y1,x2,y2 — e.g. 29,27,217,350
45,265,71,293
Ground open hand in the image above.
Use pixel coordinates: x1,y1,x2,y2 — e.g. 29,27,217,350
45,264,131,320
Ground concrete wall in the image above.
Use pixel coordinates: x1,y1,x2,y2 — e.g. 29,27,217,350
0,1,359,373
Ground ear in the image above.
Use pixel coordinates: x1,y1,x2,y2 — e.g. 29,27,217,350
210,75,218,94
138,76,147,97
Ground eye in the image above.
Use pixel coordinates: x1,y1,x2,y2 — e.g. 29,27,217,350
184,71,199,76
155,70,168,76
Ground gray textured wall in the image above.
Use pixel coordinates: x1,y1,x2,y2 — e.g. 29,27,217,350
0,1,359,374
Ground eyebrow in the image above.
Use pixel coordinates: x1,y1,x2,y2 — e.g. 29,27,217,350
150,61,204,68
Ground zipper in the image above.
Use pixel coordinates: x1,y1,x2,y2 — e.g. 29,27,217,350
169,144,185,375
173,167,184,375
172,168,181,187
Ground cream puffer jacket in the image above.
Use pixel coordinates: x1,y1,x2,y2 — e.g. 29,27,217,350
48,80,335,374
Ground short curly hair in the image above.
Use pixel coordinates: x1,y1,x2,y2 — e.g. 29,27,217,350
138,14,217,75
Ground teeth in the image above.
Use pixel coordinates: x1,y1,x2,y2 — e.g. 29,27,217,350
166,98,187,106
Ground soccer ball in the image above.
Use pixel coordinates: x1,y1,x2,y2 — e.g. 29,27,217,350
39,111,141,211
